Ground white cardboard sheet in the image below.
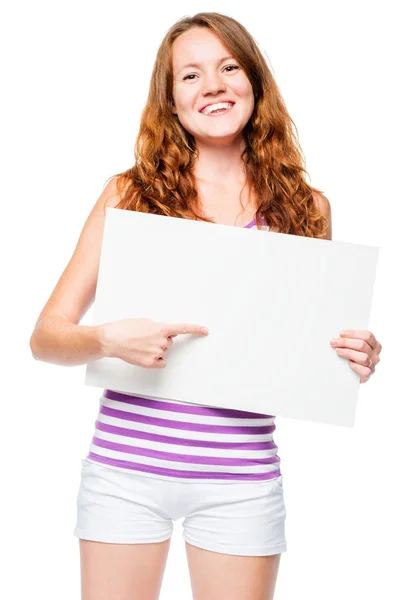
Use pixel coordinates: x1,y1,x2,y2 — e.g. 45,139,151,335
85,208,379,427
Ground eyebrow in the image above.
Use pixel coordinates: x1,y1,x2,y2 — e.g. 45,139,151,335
179,56,236,73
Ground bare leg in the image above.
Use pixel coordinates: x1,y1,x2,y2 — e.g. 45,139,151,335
185,541,281,600
79,537,171,600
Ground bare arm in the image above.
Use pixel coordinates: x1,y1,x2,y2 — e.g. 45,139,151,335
30,316,106,366
29,177,122,366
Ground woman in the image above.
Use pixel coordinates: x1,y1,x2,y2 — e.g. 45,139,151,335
29,12,382,600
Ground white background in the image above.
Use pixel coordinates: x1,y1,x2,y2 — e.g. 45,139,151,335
2,1,399,598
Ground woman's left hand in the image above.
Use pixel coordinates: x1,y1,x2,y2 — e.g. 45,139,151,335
330,329,382,383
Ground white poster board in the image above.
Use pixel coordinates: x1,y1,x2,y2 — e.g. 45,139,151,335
85,208,379,427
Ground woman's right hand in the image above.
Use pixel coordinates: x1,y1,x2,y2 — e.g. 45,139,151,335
98,318,209,368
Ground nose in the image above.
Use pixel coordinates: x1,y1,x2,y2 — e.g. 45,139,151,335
201,71,226,97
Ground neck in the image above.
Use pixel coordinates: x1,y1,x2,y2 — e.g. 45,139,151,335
193,136,247,186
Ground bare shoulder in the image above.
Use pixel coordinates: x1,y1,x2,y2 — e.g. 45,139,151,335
32,175,129,328
312,190,332,240
99,175,128,209
312,190,331,214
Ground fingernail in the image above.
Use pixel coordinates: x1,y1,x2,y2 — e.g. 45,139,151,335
330,338,339,344
340,330,352,336
201,327,208,334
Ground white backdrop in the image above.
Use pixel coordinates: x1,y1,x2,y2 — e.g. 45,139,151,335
2,1,399,598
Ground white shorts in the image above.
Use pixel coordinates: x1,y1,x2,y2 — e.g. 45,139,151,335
73,458,287,557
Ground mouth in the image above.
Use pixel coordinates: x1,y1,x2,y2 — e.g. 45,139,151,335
199,103,235,117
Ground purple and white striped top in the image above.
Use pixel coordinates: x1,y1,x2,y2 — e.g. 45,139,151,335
84,216,281,483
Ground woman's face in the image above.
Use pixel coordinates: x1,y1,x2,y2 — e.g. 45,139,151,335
171,27,254,144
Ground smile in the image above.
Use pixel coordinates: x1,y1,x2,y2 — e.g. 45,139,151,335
200,103,235,117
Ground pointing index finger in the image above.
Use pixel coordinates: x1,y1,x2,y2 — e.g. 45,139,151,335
164,323,208,336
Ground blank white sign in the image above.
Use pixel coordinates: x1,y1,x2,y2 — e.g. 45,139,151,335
85,208,379,427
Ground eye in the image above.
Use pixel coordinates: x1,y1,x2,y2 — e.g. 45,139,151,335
183,65,240,81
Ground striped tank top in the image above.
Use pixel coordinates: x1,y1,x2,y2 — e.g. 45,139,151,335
84,216,281,483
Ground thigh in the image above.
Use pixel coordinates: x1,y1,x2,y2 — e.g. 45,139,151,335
73,459,175,599
182,475,286,599
185,542,281,600
80,537,171,600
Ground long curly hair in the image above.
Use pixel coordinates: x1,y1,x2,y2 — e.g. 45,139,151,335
105,11,329,238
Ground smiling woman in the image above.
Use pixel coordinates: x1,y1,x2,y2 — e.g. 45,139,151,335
30,9,382,600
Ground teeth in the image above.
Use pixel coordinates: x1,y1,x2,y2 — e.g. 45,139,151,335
202,102,233,115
